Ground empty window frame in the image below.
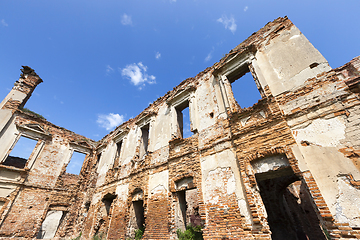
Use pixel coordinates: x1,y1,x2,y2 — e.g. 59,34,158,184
0,201,5,210
37,210,66,239
102,193,117,216
133,200,145,229
97,152,102,164
84,201,91,217
66,151,86,175
3,135,38,169
175,100,193,138
174,177,200,230
114,140,123,167
139,124,150,159
129,190,145,237
177,190,187,230
227,65,262,108
176,188,200,230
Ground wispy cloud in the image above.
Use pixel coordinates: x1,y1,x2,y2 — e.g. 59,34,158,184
1,19,8,27
217,15,237,34
53,95,64,104
97,113,125,130
170,0,176,2
106,65,114,74
155,52,161,59
121,62,156,89
205,47,214,62
244,6,248,12
121,14,133,26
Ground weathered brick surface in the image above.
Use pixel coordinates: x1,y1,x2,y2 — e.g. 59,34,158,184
107,199,128,239
142,196,170,239
0,17,359,240
0,188,49,238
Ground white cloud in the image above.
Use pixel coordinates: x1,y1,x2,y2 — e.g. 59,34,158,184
155,52,161,59
217,15,237,34
121,14,133,26
244,6,248,12
170,0,176,2
97,113,125,130
1,19,8,27
205,52,212,62
205,47,214,62
121,62,156,88
106,65,114,74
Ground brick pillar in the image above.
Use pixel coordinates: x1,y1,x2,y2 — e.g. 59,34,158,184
142,195,170,239
0,66,42,133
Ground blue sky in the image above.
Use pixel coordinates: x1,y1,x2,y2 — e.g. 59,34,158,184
1,0,359,143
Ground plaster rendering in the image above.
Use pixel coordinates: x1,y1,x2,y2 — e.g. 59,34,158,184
0,17,359,239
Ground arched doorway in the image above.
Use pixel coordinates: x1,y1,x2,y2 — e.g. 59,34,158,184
252,154,326,240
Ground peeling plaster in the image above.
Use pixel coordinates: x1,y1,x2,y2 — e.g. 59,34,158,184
293,118,346,147
149,170,169,197
334,177,360,227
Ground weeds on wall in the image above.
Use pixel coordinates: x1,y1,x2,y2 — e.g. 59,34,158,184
322,224,332,240
71,232,82,240
134,226,145,240
20,107,46,120
92,232,105,240
177,224,203,240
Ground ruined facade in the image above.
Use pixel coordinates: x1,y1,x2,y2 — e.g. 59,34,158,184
0,17,359,239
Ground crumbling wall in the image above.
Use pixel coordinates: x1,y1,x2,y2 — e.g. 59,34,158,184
276,56,360,238
0,68,96,239
0,17,359,240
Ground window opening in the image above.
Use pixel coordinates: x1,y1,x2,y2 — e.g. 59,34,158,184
177,191,187,230
228,67,261,108
97,153,102,163
114,140,122,166
128,190,145,238
175,101,193,138
66,151,86,175
3,136,37,168
175,178,200,231
140,124,149,159
85,201,91,211
37,210,65,239
255,165,326,240
94,219,105,237
102,193,117,216
133,200,145,229
83,201,91,217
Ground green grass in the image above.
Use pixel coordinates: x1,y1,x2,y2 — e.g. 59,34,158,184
92,232,105,240
134,226,145,240
20,107,46,120
176,224,203,240
71,232,82,240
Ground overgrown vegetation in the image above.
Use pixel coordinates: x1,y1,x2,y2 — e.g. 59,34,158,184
322,224,331,240
134,226,145,240
20,107,46,120
92,232,105,240
72,232,82,240
176,224,203,240
125,226,145,240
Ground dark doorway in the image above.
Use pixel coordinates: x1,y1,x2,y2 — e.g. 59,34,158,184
133,200,145,229
256,167,326,240
102,193,117,216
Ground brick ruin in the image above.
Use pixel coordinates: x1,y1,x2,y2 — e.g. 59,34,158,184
0,17,359,239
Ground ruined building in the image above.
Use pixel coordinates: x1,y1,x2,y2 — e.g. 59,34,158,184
0,17,359,240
